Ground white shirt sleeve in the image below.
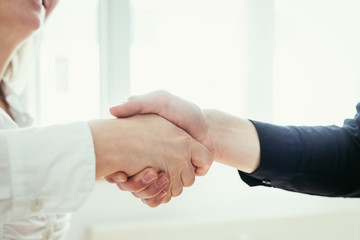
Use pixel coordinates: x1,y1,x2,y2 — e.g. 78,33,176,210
0,122,95,224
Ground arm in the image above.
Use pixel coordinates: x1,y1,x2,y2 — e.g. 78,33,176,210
109,91,260,173
0,114,212,222
239,108,360,197
110,91,360,198
108,91,260,206
90,114,212,203
0,122,95,224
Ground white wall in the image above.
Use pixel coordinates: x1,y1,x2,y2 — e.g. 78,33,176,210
88,210,360,240
66,163,360,240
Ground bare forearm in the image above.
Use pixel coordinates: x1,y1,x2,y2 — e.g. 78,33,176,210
204,109,260,173
88,119,129,179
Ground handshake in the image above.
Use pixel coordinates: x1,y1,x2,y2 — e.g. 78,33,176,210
89,91,260,207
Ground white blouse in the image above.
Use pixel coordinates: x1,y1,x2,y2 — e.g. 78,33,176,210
0,83,95,240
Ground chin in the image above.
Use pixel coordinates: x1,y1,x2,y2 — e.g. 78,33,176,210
20,10,45,35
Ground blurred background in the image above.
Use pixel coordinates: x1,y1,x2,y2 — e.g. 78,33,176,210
25,0,360,239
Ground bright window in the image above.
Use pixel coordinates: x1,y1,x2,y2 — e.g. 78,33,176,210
31,0,100,125
273,0,360,126
130,0,247,116
27,1,360,239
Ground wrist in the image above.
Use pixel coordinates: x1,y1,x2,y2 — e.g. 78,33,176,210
203,109,222,160
203,109,260,173
88,119,119,179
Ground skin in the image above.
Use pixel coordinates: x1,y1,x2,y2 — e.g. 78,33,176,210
89,114,213,202
0,0,58,79
0,1,212,205
109,91,261,207
0,0,57,116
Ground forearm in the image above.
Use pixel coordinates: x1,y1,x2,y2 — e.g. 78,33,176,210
0,122,95,223
239,121,360,197
205,107,360,197
89,118,149,179
89,114,208,185
204,109,260,173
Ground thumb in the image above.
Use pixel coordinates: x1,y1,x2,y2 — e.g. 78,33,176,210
110,90,214,153
105,171,128,183
191,138,214,176
110,91,165,118
109,98,143,118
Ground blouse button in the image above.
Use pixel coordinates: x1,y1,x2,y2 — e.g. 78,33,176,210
44,230,53,240
262,180,272,185
30,198,43,212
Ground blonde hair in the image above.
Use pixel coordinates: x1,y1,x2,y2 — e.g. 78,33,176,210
3,34,41,94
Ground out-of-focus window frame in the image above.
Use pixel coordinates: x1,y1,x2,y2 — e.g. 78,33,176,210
100,0,276,121
98,0,131,117
27,0,276,122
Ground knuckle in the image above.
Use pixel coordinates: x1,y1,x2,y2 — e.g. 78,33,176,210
174,152,190,170
171,185,183,197
141,198,155,208
132,193,141,199
179,136,192,163
197,165,209,176
142,189,158,199
185,176,195,187
116,184,125,191
183,134,192,146
196,170,206,176
207,151,214,164
173,188,183,197
124,180,147,193
127,95,137,102
154,90,169,103
149,200,161,208
129,184,143,193
155,90,169,97
163,196,172,204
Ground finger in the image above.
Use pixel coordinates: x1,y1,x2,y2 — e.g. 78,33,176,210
132,173,169,199
161,192,172,204
110,91,165,118
116,168,158,193
105,172,128,184
191,139,214,176
141,190,168,208
170,175,184,197
180,163,196,187
110,91,214,152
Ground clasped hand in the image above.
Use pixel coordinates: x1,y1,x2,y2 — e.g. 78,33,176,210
89,112,213,206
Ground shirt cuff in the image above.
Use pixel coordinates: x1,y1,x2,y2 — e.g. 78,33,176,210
5,122,95,221
238,120,300,188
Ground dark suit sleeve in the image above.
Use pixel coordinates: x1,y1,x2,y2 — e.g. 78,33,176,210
238,103,360,197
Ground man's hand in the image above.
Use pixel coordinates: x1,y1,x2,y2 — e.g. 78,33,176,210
110,91,214,159
107,91,260,207
107,91,214,206
105,168,170,207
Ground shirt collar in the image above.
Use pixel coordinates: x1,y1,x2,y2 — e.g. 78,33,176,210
1,81,33,127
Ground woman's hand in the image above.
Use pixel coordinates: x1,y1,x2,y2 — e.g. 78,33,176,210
110,91,215,157
105,168,170,207
88,114,213,203
107,91,260,206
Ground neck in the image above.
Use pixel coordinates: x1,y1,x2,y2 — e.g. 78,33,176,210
0,35,22,80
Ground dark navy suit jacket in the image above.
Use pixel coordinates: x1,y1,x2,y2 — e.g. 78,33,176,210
239,103,360,197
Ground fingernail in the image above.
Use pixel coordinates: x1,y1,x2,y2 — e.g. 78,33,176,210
120,99,129,105
110,99,129,110
155,176,169,188
112,174,126,183
142,172,157,184
156,190,167,199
